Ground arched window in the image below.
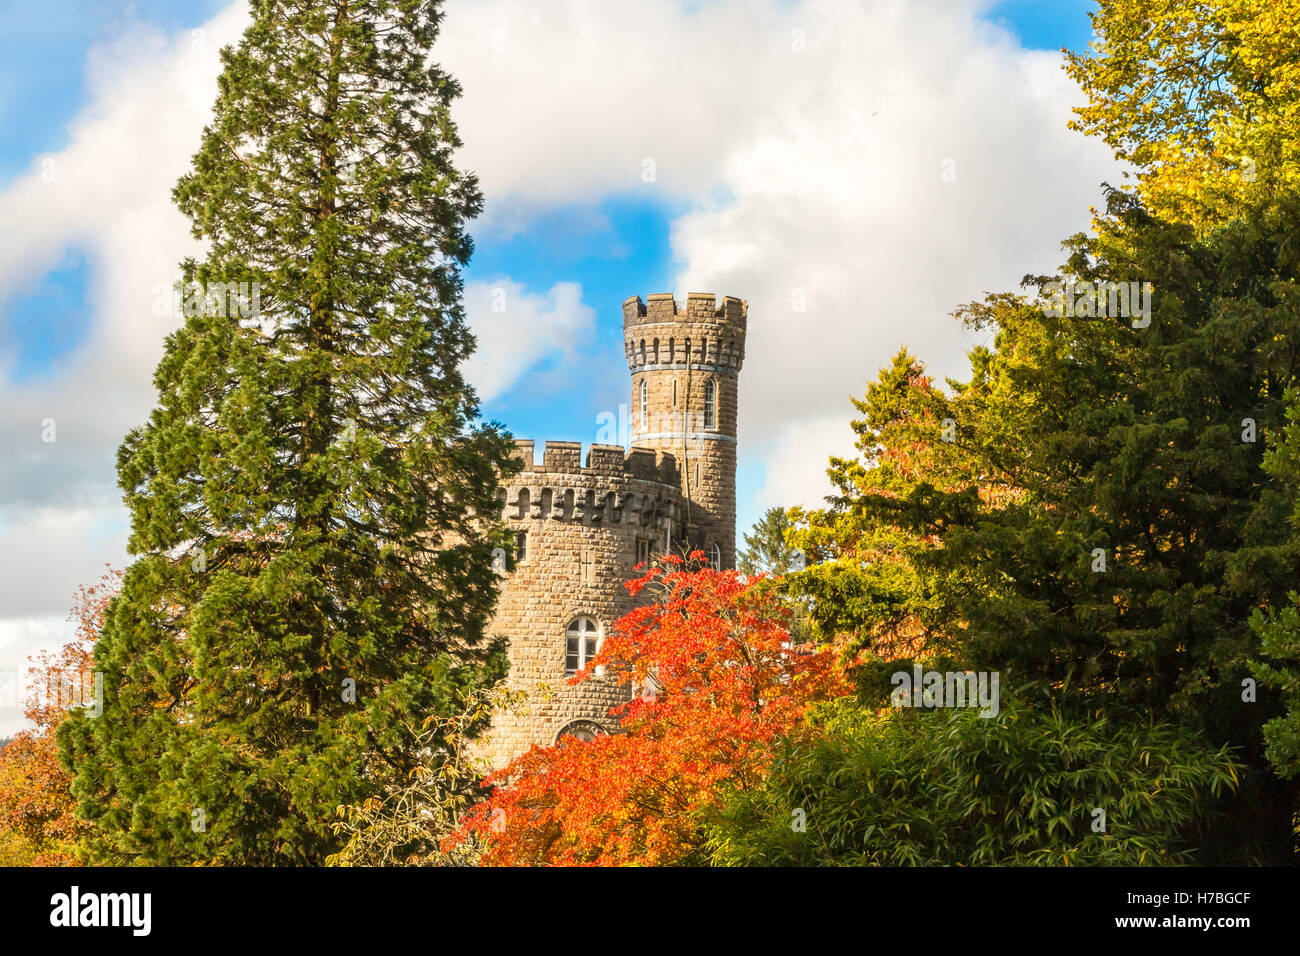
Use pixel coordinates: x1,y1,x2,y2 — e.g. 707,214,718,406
703,379,716,429
709,543,722,571
555,719,606,744
639,379,648,428
565,616,601,676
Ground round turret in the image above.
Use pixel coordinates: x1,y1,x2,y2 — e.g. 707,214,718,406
622,293,747,568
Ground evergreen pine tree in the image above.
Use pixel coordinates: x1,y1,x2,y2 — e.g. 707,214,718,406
738,507,797,577
60,0,516,864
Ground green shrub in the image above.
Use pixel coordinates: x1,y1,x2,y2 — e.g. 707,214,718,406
703,697,1240,866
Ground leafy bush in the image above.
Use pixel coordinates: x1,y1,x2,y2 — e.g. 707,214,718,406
703,697,1240,866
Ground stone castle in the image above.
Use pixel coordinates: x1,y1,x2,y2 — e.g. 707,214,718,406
483,292,747,767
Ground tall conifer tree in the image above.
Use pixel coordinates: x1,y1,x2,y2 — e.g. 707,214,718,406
61,0,515,864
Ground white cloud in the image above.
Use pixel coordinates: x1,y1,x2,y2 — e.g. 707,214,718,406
463,279,597,402
433,0,1121,519
754,415,859,512
0,506,125,619
0,615,72,737
670,3,1116,516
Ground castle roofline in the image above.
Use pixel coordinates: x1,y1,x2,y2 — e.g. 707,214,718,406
509,439,679,485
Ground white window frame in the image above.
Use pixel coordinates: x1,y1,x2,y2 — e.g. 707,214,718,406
565,616,602,677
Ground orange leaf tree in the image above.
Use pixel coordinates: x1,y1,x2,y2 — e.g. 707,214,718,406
451,555,852,865
0,567,119,865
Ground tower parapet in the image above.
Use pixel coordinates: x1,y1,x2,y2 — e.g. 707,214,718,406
622,294,747,372
509,439,679,485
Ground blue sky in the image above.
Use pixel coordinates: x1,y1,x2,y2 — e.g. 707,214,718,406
0,0,1117,732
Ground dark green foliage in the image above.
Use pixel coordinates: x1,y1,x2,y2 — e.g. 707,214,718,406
780,189,1300,863
1251,596,1300,781
1249,387,1300,784
934,192,1300,717
704,698,1241,866
60,0,515,864
908,190,1300,860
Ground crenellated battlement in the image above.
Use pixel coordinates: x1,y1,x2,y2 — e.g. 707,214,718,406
500,481,683,528
508,439,679,485
499,439,683,528
623,293,747,372
622,292,747,326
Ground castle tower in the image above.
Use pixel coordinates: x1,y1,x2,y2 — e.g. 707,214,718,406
481,292,746,769
623,293,747,567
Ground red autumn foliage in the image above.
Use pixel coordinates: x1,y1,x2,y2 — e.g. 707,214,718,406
0,566,119,865
450,554,853,865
